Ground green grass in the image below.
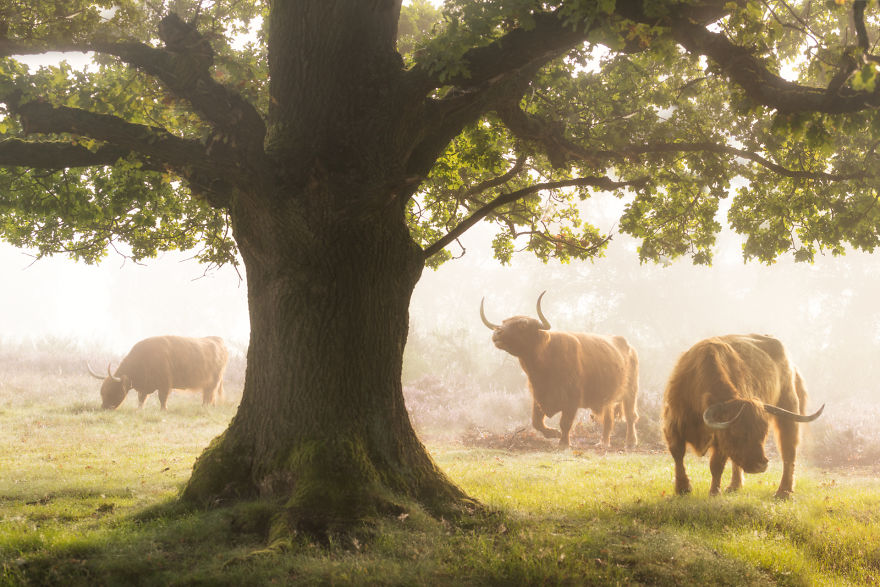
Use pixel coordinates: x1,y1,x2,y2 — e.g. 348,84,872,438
2,371,880,585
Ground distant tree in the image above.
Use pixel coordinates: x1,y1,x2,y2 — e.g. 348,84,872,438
3,0,880,538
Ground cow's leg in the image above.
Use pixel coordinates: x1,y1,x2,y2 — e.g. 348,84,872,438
726,463,744,493
708,447,729,496
157,388,170,411
774,419,799,498
623,397,639,449
668,436,691,495
531,401,561,439
137,391,149,409
203,379,223,405
559,408,577,448
599,405,614,448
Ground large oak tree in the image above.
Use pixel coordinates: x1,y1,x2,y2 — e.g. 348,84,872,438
3,0,880,536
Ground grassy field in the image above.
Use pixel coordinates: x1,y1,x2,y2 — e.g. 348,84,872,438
3,369,880,585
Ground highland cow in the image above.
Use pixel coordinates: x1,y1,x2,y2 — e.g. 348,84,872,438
480,292,639,448
663,333,824,498
88,335,228,410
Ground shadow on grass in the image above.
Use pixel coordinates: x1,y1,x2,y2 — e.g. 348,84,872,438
3,497,280,587
6,484,879,586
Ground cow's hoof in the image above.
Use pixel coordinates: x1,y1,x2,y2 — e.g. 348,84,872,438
725,485,742,494
774,490,793,500
675,484,692,496
541,430,562,439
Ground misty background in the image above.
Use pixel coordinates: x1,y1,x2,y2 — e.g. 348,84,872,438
2,189,878,457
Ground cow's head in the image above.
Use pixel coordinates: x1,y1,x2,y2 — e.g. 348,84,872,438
702,399,770,473
87,363,132,409
480,291,552,357
703,399,824,473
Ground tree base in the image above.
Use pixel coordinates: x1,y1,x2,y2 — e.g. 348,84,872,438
182,429,478,539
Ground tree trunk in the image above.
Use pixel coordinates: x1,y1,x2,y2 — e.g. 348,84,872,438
182,186,471,535
182,1,472,536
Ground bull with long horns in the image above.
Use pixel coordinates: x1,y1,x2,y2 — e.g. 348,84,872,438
480,291,640,448
662,333,824,498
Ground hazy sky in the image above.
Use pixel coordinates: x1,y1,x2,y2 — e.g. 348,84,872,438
0,243,250,350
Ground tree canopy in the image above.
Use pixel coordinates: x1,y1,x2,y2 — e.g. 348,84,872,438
1,0,880,271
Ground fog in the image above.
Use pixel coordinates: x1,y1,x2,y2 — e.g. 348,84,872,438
2,192,879,446
0,245,250,353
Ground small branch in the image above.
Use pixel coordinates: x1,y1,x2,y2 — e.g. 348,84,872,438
461,155,526,199
514,229,613,257
496,101,857,181
424,175,646,258
612,142,862,182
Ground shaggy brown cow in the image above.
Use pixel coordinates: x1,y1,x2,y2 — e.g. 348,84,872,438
481,292,639,448
662,334,824,498
88,335,228,410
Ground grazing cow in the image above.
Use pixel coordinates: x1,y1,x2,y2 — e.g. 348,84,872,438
662,334,824,498
480,291,639,448
88,335,228,410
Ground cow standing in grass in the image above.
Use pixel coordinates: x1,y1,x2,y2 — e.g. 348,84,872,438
88,335,228,410
662,333,824,498
480,292,639,448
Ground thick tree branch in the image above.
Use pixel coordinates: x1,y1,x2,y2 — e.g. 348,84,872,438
404,64,540,180
670,18,880,113
0,139,131,168
410,11,588,92
10,100,231,175
1,15,266,152
424,176,647,258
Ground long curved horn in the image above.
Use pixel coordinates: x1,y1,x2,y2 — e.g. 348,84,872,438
480,298,500,330
535,290,551,330
86,362,105,380
107,363,122,383
763,402,825,423
703,401,746,429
